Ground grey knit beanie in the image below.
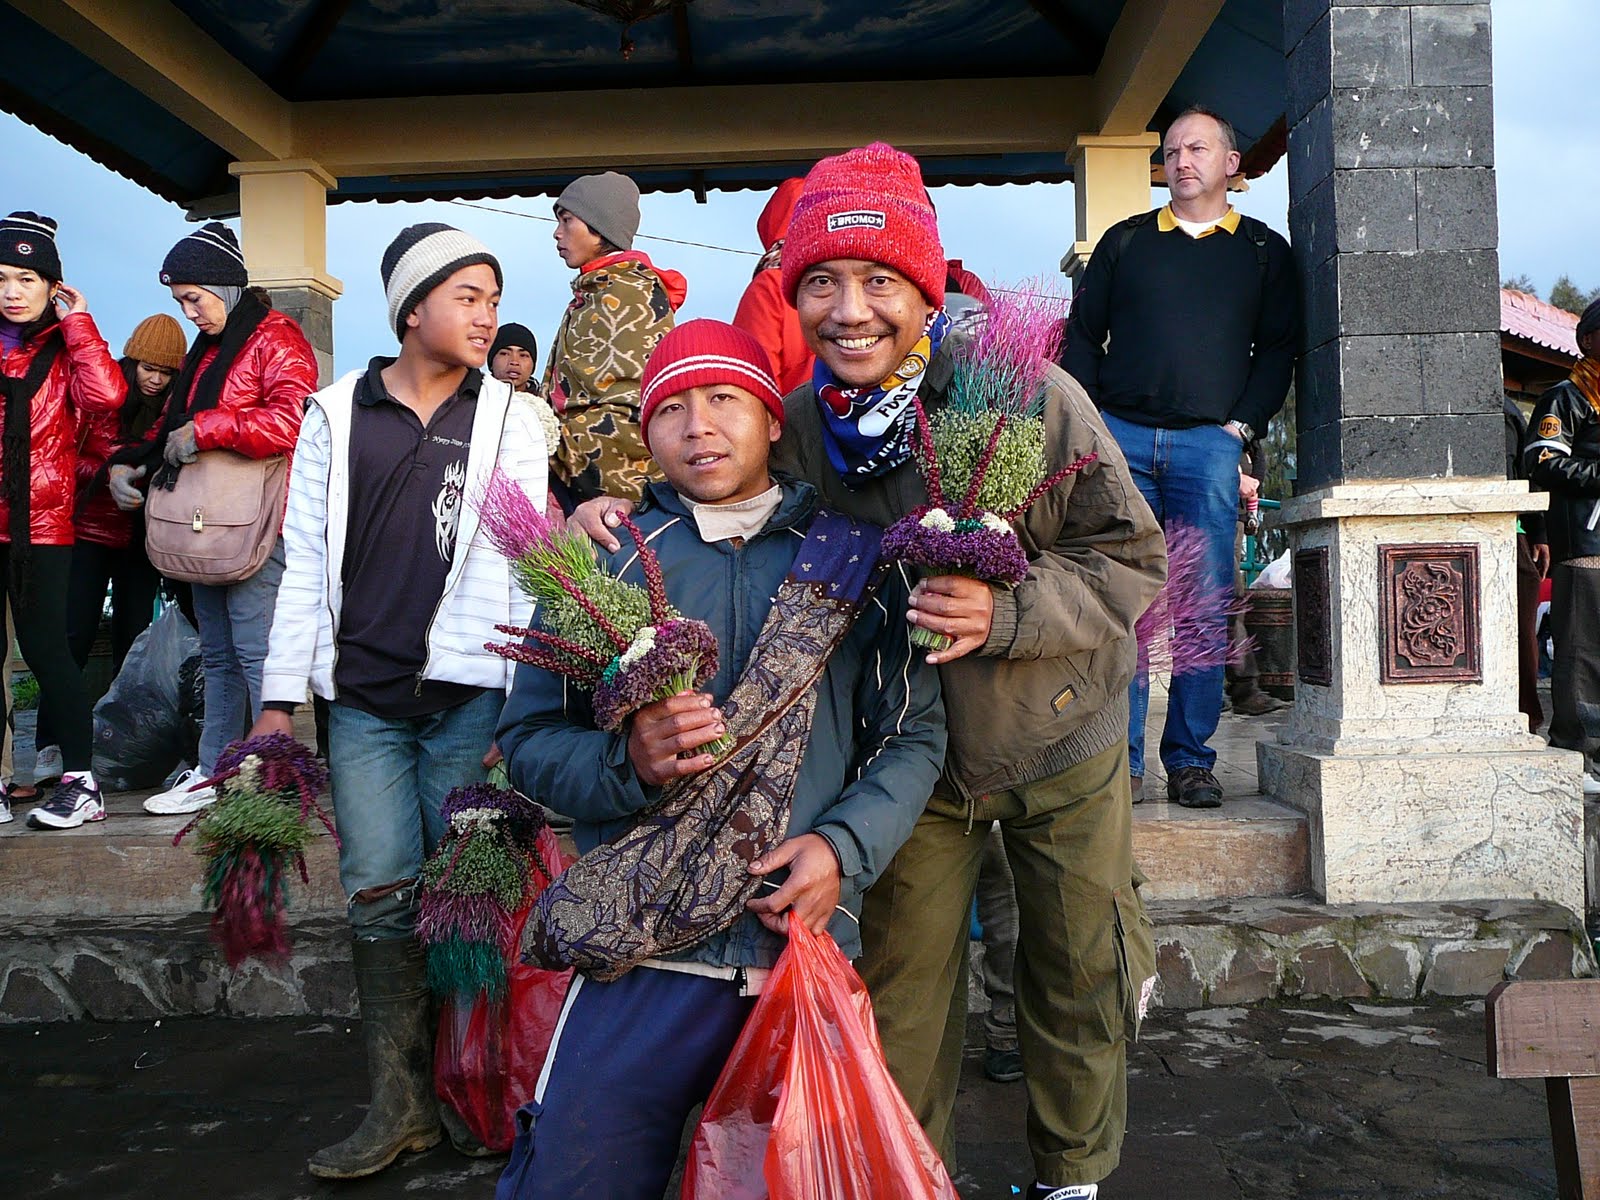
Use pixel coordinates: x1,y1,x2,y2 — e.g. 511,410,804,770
380,223,502,339
554,172,641,252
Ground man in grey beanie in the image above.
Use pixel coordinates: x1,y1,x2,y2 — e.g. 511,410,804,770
543,171,686,506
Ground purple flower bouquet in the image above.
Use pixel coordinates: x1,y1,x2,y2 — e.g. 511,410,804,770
883,283,1097,650
477,469,733,757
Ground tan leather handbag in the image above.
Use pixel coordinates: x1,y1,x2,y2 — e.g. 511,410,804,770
144,449,287,585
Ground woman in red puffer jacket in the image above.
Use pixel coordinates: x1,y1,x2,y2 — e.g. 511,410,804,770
126,223,317,817
21,315,191,803
0,211,124,830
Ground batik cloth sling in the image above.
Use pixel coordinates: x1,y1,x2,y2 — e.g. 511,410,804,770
522,510,887,982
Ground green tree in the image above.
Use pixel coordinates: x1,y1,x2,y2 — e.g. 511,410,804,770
1548,274,1600,315
1502,272,1538,295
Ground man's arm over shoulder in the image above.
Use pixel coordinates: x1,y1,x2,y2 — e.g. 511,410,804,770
261,403,332,706
1231,226,1299,433
497,659,661,825
1526,383,1600,497
809,565,946,890
984,368,1166,661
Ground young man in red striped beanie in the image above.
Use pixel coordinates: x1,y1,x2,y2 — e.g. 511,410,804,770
495,318,945,1200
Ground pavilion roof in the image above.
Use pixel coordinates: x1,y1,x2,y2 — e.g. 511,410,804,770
0,0,1288,212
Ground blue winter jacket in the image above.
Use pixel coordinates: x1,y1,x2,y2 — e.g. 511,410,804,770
496,477,946,969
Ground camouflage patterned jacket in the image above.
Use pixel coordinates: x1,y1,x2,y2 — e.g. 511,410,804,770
542,249,688,503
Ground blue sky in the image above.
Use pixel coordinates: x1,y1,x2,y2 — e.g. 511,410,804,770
0,0,1591,376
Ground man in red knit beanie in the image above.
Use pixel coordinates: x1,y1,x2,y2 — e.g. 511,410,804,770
575,143,1165,1200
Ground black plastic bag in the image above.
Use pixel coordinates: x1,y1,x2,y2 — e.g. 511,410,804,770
92,605,203,791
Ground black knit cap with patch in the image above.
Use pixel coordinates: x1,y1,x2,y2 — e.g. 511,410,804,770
0,211,62,281
159,222,248,289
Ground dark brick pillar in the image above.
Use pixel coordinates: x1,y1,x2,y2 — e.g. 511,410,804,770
265,285,335,387
1285,1,1502,490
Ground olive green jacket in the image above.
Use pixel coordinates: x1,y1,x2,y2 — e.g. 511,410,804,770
772,346,1166,801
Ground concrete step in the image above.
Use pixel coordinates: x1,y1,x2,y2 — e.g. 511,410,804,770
5,786,1309,916
0,791,345,919
1133,794,1311,902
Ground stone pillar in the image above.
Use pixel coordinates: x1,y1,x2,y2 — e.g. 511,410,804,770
1060,132,1158,284
1258,2,1584,915
228,159,341,384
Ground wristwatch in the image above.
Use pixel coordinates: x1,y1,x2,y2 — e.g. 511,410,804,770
1226,420,1255,442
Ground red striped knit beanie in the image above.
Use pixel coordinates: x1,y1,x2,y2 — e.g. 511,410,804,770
640,319,782,440
780,142,945,307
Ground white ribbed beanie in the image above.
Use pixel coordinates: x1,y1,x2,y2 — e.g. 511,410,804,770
380,223,502,339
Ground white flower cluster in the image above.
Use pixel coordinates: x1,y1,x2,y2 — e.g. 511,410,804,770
978,511,1012,536
236,754,262,792
449,806,504,836
919,508,956,533
619,625,657,669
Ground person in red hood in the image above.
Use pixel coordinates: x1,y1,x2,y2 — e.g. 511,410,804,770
543,171,687,506
731,178,813,395
130,222,318,818
0,211,124,830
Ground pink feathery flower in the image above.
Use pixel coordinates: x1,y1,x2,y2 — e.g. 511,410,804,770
476,467,559,563
1135,520,1253,676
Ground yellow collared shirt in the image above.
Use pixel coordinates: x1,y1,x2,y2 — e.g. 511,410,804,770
1156,204,1241,239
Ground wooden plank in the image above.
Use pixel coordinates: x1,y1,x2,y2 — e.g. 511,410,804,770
1488,980,1600,1080
1548,1076,1600,1199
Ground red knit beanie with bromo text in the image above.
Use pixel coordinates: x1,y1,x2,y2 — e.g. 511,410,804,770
780,142,946,307
640,319,783,441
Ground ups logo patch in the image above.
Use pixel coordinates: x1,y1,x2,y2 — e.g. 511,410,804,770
1539,415,1563,439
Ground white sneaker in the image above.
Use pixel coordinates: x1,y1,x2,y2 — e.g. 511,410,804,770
0,789,12,824
26,777,105,829
142,768,218,815
33,743,62,784
1584,773,1600,798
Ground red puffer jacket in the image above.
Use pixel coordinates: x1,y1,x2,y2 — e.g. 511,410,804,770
183,308,317,462
74,372,166,550
0,312,124,546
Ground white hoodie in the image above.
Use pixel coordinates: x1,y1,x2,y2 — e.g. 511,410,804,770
261,369,548,705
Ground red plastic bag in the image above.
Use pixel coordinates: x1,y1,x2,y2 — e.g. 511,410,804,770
434,829,574,1152
681,914,960,1200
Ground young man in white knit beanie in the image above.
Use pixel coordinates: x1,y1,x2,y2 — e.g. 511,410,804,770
249,223,550,1178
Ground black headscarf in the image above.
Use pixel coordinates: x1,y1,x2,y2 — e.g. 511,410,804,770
1,309,62,591
109,287,271,489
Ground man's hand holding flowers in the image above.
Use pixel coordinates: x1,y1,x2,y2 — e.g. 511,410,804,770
907,574,995,665
627,690,728,786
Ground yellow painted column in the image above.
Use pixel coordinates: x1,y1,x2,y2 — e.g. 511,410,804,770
1060,132,1159,283
229,159,342,384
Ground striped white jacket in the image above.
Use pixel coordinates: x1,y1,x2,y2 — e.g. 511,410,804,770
261,369,548,706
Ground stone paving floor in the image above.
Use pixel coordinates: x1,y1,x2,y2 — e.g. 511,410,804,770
0,1000,1556,1199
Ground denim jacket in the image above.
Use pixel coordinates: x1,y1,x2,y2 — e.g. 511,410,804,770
497,477,946,969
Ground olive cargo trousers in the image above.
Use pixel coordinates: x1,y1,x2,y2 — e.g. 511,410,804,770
859,741,1154,1188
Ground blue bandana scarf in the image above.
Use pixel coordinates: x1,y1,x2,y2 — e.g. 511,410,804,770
814,309,950,489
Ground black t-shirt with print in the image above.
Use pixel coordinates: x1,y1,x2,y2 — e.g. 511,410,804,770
334,358,486,718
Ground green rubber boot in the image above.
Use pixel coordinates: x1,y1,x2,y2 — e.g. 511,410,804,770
308,938,443,1179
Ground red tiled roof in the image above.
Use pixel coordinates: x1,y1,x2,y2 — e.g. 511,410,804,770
1501,288,1579,360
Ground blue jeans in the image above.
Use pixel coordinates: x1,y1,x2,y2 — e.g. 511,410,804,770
191,541,284,774
1101,413,1239,779
326,688,503,938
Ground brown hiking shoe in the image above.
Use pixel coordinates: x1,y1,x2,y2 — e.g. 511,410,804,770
1167,766,1223,809
1230,690,1287,716
1130,773,1144,804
